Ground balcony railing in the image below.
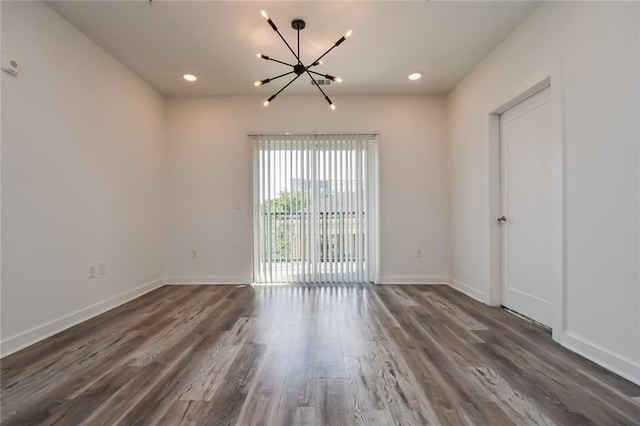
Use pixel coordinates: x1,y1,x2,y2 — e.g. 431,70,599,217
258,211,365,262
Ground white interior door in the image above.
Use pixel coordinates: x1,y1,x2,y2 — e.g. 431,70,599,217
500,87,553,327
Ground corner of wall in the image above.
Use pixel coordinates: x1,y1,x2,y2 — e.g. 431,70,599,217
446,277,485,303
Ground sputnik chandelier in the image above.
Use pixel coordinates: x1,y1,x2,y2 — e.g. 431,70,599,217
255,10,352,110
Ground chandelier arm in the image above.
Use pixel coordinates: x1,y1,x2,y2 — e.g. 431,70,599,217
306,70,329,98
272,26,302,64
258,70,296,86
308,70,337,80
265,57,296,67
308,45,339,70
306,70,335,108
267,70,296,82
269,73,304,102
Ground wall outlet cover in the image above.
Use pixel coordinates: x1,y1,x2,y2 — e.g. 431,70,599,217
1,53,18,76
88,264,96,279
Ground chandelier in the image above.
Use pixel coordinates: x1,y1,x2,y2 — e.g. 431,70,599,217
255,10,352,110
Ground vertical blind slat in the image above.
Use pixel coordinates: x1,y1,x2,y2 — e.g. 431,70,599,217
338,138,342,283
358,138,363,283
287,139,292,282
329,140,338,283
324,142,329,283
346,140,354,282
363,141,370,283
267,137,271,283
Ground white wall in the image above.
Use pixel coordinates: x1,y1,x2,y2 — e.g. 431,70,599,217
447,2,639,384
1,1,166,355
165,95,448,285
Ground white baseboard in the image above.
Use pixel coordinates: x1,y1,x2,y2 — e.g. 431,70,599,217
562,332,640,386
1,278,164,358
164,276,251,285
379,275,448,285
446,277,485,303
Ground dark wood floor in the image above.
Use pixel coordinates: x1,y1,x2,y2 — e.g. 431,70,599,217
2,284,639,425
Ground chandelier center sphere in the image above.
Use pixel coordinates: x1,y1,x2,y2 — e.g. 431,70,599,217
293,64,306,75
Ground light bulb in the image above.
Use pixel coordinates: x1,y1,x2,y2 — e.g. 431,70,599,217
182,73,197,82
254,81,262,87
345,30,353,38
408,72,422,81
257,53,261,58
335,77,343,83
264,100,270,107
261,10,268,19
330,104,336,111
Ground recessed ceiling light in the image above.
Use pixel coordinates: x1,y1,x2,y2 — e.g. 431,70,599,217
408,72,422,81
182,73,197,82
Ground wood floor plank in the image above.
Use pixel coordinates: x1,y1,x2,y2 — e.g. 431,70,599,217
466,401,517,426
411,309,485,367
158,400,209,425
344,356,395,425
378,289,495,411
366,341,442,425
274,328,317,424
474,342,596,425
315,379,354,426
180,318,256,402
2,284,639,425
294,406,317,426
199,342,266,425
464,366,556,426
235,343,291,425
413,286,488,331
314,345,347,379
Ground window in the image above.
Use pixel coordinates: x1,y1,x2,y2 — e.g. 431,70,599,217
252,133,379,284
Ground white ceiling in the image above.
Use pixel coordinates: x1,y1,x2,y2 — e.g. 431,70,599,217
47,1,540,97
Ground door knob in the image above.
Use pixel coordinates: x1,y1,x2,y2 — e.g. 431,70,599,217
497,216,507,223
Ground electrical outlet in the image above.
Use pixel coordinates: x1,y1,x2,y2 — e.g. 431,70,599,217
416,249,423,258
88,264,96,279
98,262,106,275
192,248,199,259
1,53,18,76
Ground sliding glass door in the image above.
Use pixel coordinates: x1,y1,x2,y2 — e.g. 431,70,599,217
252,133,379,284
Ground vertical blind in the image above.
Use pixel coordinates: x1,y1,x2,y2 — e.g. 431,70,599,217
252,133,379,284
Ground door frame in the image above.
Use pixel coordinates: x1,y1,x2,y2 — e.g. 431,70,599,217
487,66,566,343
